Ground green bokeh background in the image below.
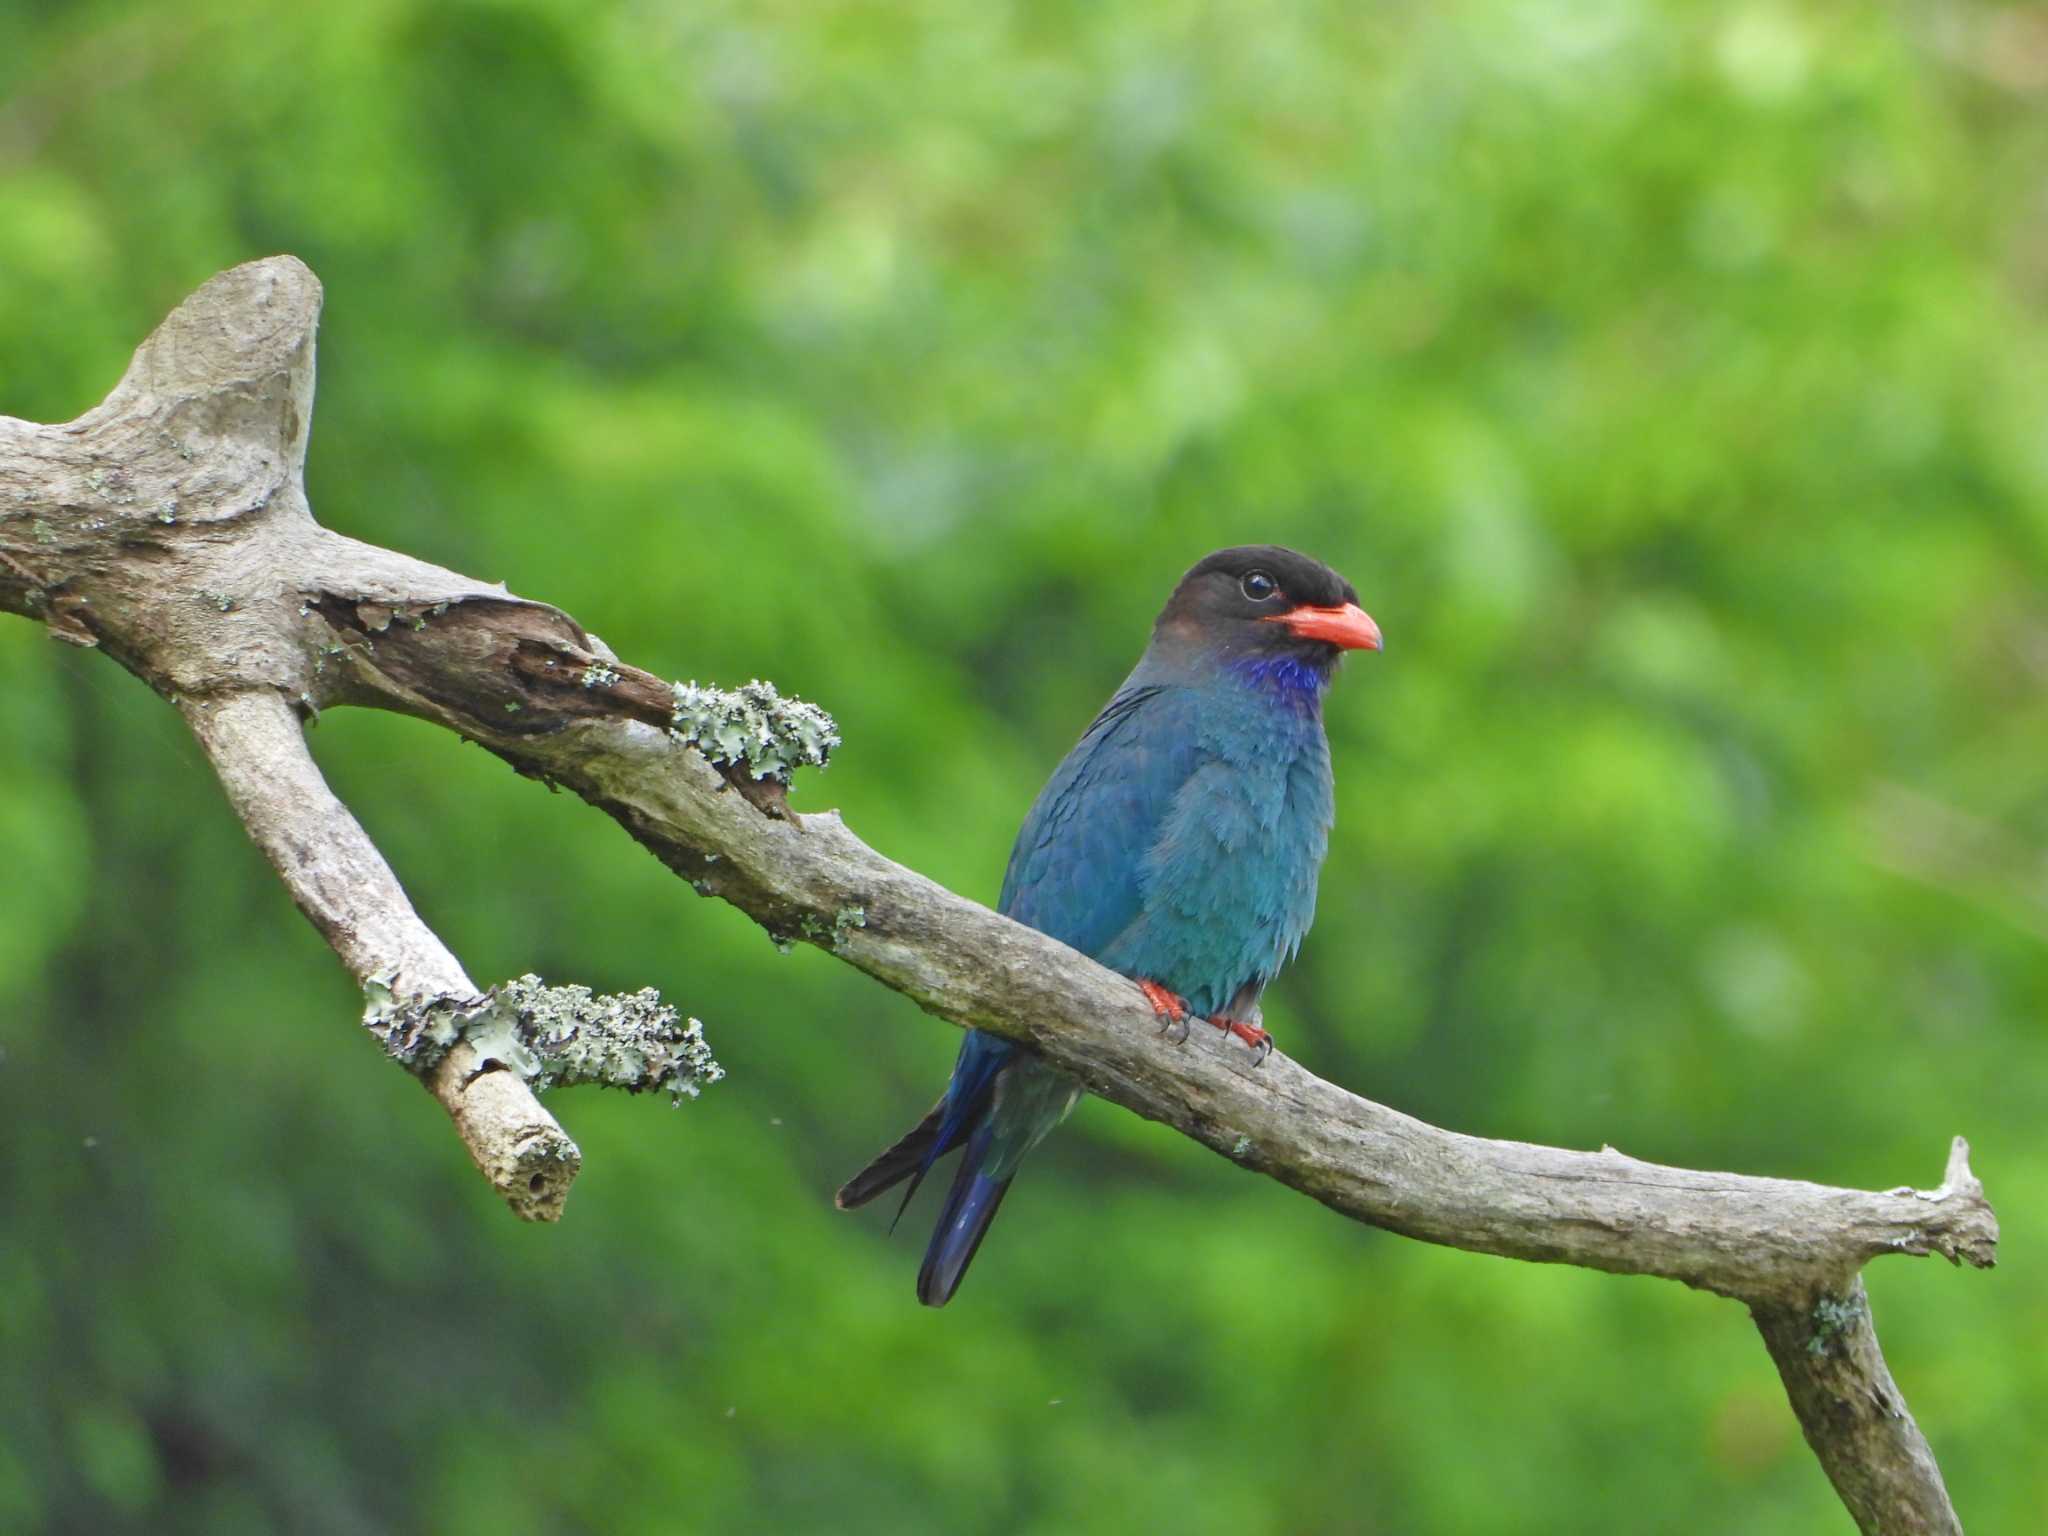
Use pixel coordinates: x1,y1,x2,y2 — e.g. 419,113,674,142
3,2,2044,1531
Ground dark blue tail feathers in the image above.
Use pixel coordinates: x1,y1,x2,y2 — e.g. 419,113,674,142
915,1120,1013,1308
835,1097,946,1214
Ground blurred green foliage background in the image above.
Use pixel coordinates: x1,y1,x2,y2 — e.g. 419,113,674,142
3,1,2046,1531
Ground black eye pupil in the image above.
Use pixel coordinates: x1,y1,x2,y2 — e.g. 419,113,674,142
1242,572,1277,601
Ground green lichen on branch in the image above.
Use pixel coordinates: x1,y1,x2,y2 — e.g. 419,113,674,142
1806,1291,1867,1357
365,973,723,1103
669,677,839,784
783,903,868,952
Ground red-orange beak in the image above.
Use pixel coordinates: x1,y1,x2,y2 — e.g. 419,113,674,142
1267,602,1382,652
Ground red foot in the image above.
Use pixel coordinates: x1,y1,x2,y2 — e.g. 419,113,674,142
1137,979,1190,1041
1139,982,1273,1065
1219,1017,1271,1053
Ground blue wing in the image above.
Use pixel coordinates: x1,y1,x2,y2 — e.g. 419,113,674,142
997,684,1202,949
928,684,1202,1158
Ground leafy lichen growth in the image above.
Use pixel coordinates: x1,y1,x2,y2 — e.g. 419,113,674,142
1807,1291,1865,1356
365,973,723,1104
582,661,621,690
669,677,839,784
789,904,869,951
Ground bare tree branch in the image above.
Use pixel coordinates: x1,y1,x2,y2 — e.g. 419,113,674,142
0,258,1999,1534
179,688,583,1217
1756,1277,1968,1533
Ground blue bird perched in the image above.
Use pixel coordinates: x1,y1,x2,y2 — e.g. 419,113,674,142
837,546,1381,1306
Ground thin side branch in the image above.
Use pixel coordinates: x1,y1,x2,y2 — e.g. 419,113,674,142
1755,1281,1960,1535
1744,1135,1988,1535
180,689,582,1219
0,258,2000,1534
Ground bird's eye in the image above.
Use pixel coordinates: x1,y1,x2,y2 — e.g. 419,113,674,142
1241,571,1279,603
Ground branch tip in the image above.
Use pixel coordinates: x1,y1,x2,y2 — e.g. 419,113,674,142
1941,1135,1977,1194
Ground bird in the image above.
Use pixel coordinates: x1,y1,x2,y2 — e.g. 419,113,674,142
836,545,1381,1306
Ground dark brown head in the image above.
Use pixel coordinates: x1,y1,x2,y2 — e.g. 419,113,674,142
1153,545,1381,673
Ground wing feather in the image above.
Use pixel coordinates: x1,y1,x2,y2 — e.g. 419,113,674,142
996,684,1202,961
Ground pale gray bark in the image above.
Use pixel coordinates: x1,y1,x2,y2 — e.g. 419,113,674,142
180,689,581,1218
0,258,2000,1534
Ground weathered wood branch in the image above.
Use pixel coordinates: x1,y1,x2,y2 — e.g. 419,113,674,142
0,258,1998,1535
1755,1259,1972,1535
180,688,582,1218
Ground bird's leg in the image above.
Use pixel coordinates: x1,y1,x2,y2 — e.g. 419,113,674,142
1137,979,1192,1044
1210,1007,1273,1066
